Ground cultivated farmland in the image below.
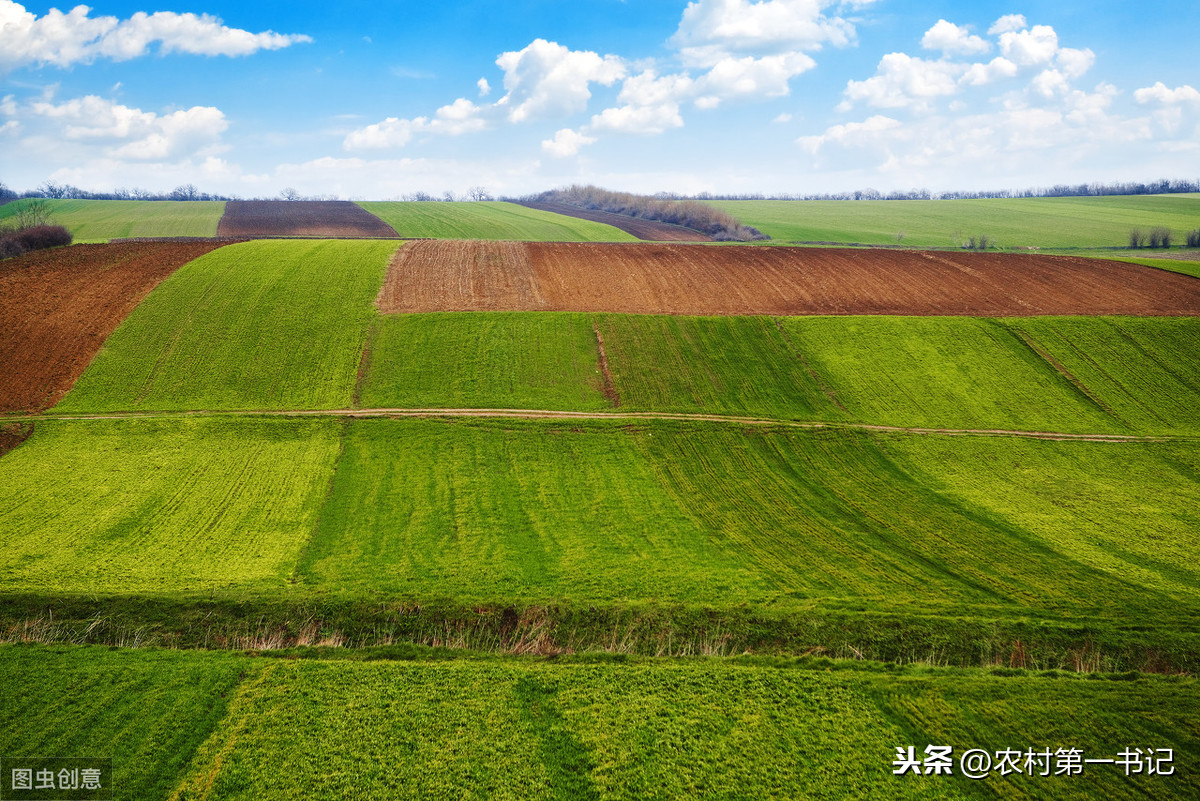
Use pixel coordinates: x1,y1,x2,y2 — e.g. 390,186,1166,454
216,199,399,238
0,241,230,412
7,646,1195,800
711,193,1200,249
0,198,226,241
358,200,638,241
378,240,1200,316
514,199,715,241
54,240,398,411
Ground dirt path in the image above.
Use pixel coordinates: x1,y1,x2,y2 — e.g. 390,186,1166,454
13,407,1178,443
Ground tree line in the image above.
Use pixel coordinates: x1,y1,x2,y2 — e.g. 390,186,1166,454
670,178,1200,202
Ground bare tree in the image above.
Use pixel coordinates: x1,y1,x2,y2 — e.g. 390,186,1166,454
279,187,302,201
467,186,492,202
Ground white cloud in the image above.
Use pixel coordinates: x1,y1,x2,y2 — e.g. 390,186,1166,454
494,38,625,123
1055,47,1094,79
27,94,227,160
541,127,596,157
693,52,817,106
998,24,1058,67
671,0,864,67
960,56,1018,87
0,1,310,72
840,53,964,111
921,20,989,56
773,112,793,123
988,14,1027,36
345,39,624,150
1134,82,1200,105
589,102,685,135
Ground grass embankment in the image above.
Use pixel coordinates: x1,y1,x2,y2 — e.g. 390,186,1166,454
2,644,1195,800
358,200,638,241
0,199,225,241
54,239,397,411
712,194,1200,249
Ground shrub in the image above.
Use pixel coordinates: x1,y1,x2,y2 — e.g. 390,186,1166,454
0,225,72,260
1186,229,1200,247
1148,226,1172,248
1129,228,1148,249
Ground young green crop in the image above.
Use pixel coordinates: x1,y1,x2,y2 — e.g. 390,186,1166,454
55,240,397,412
0,199,225,241
0,417,341,595
710,194,1200,249
358,201,638,241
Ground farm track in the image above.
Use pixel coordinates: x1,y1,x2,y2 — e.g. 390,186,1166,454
379,241,1200,316
0,241,232,412
16,407,1179,443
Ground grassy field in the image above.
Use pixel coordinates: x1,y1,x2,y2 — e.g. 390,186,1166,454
711,194,1200,249
0,417,340,595
1106,255,1200,280
359,201,639,241
3,644,1195,800
358,312,1199,435
54,240,397,412
0,198,226,241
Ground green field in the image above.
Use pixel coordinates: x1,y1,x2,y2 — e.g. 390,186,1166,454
3,644,1194,801
712,194,1200,249
0,417,340,595
54,239,397,412
358,200,639,241
359,312,1200,435
0,198,226,241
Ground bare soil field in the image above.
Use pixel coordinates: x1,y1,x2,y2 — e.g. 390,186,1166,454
514,200,713,242
217,200,399,238
379,241,1200,316
0,241,229,412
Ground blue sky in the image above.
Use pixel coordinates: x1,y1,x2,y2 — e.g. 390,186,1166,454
2,0,1197,198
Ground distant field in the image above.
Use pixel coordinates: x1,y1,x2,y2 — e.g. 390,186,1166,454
359,200,638,241
54,240,397,412
711,194,1200,249
218,200,398,238
1107,255,1200,280
0,198,225,240
7,645,1196,800
0,417,340,595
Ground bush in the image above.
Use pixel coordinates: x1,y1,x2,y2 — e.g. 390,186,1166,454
1187,229,1200,248
1129,228,1148,249
0,224,72,260
1147,226,1172,249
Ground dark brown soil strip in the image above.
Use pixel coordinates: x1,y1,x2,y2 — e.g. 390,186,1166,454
593,323,620,407
514,200,713,242
217,200,399,238
0,241,231,413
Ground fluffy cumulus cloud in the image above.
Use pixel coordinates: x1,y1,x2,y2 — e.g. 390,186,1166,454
345,39,625,150
1134,82,1200,105
0,1,310,72
839,16,1096,111
541,127,596,157
920,20,990,57
27,94,227,160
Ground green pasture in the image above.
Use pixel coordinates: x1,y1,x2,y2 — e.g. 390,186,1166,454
54,239,397,412
0,198,225,241
2,644,1195,800
711,194,1200,249
0,417,340,595
358,200,638,241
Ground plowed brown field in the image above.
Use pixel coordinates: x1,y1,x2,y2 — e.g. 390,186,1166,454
515,200,713,242
0,241,229,412
217,200,399,238
378,241,1200,316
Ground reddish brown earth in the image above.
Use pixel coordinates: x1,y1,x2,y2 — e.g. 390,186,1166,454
378,241,1200,316
217,200,399,238
0,241,229,412
514,200,713,242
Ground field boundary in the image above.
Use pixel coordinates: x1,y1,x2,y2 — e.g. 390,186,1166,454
13,407,1184,443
